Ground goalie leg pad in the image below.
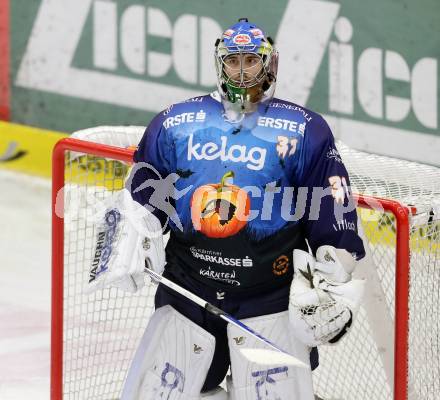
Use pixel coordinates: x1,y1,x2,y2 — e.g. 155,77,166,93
227,311,314,400
121,305,216,400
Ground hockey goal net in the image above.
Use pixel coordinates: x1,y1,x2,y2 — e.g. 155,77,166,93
51,126,440,400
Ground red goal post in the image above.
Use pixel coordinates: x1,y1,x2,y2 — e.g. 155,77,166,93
51,133,439,400
52,138,135,400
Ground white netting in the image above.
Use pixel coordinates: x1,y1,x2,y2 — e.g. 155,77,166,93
70,125,145,148
62,127,156,399
63,157,157,399
312,143,440,400
56,127,440,400
337,140,440,214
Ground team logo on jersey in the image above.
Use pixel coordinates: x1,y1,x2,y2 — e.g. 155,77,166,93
257,117,306,136
326,147,343,163
333,219,356,232
199,267,240,286
268,103,313,122
187,134,266,171
272,255,290,276
190,246,253,267
163,110,206,128
191,171,250,239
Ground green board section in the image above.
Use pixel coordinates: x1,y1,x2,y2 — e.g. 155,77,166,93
9,0,440,145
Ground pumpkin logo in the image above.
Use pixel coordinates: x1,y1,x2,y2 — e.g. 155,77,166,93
191,171,250,238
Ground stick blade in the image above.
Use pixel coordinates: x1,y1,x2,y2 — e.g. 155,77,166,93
239,348,308,368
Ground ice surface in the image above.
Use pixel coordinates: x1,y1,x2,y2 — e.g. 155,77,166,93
0,169,51,400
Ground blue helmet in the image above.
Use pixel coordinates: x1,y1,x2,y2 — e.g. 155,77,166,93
214,18,278,113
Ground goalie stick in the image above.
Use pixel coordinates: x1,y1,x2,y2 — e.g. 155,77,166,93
145,265,307,368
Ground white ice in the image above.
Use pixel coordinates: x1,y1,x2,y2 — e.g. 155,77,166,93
0,169,51,399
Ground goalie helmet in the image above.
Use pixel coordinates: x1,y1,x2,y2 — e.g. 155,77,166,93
214,18,278,115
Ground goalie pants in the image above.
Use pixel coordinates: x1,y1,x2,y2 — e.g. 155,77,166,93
154,268,319,393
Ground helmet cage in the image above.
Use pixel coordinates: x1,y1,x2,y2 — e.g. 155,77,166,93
220,52,269,90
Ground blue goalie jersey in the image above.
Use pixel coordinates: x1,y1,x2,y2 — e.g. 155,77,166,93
130,93,365,293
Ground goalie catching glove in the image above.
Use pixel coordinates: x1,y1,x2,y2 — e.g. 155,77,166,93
86,188,165,294
289,246,365,346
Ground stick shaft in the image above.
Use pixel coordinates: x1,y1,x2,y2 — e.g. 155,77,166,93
145,268,303,364
147,268,207,308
